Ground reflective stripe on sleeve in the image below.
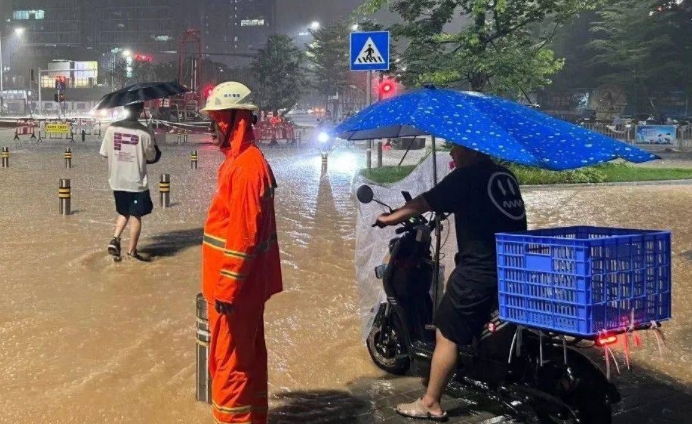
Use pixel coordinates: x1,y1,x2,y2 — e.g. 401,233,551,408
203,233,227,252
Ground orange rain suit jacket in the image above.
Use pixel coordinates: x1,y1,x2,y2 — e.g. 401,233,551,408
202,110,282,306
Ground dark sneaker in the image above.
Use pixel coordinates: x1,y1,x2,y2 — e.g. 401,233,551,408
127,251,149,262
108,237,121,257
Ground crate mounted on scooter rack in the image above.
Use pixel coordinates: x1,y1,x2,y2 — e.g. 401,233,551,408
496,226,672,336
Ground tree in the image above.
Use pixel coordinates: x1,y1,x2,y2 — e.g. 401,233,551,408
358,0,601,96
306,23,351,115
251,35,306,114
152,61,177,82
130,61,156,84
588,0,692,111
109,59,129,89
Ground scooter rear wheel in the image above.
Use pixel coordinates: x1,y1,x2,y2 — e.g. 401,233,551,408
366,306,410,375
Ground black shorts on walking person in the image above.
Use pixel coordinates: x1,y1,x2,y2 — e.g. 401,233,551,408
113,190,153,218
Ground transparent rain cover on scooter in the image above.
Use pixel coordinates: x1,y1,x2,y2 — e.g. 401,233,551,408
352,153,458,340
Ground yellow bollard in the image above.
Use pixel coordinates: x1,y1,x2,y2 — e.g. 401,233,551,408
59,179,71,215
190,150,198,170
1,147,9,168
159,174,171,208
64,148,73,168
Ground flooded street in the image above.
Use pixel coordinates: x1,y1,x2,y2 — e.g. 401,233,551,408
0,135,691,423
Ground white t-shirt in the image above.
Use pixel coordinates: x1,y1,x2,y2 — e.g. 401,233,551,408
99,120,158,192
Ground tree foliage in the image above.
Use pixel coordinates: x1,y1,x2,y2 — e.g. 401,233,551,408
251,35,306,113
306,23,351,108
358,0,601,96
588,0,692,100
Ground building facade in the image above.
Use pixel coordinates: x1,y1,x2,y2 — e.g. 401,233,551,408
201,0,277,66
2,0,281,96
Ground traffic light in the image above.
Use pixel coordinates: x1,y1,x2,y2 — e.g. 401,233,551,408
379,79,397,100
55,76,67,91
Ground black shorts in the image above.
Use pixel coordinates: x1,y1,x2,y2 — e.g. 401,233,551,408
114,190,153,218
434,271,497,345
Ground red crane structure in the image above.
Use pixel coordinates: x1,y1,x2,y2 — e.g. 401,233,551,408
178,29,203,99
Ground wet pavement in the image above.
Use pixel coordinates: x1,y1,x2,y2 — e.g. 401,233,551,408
0,131,691,423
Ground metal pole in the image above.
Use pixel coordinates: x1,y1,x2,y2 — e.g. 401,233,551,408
190,150,198,170
195,293,212,403
59,178,71,216
366,70,372,107
321,152,328,173
159,173,171,208
1,147,9,168
366,70,373,170
431,135,441,319
64,147,72,168
38,69,42,115
377,140,383,167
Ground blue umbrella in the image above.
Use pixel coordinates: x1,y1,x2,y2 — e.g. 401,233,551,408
334,86,658,171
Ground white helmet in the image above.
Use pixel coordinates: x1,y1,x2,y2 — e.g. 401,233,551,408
200,81,258,113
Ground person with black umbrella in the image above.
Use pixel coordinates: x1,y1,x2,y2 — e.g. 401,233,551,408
99,102,161,261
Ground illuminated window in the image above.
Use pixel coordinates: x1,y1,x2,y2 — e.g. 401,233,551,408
13,10,45,20
240,19,265,27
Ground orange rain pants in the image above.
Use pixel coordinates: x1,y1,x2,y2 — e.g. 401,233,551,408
202,109,282,424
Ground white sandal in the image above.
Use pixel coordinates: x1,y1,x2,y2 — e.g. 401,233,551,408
396,398,448,422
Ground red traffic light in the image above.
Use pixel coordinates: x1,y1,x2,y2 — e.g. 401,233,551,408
379,79,397,100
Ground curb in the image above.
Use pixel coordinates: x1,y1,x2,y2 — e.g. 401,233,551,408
522,179,692,190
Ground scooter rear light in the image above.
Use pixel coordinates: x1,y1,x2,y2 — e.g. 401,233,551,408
596,334,618,347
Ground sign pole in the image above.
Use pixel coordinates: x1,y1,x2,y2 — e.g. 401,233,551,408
350,31,390,173
366,70,372,170
366,70,372,107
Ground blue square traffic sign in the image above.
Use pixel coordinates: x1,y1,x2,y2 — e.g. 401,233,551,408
350,31,390,71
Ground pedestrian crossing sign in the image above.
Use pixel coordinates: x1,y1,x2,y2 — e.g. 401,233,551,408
350,31,390,71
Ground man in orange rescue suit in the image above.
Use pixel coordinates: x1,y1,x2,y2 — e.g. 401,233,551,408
201,81,282,424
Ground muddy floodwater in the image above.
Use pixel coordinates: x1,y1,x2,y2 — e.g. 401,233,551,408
0,137,691,424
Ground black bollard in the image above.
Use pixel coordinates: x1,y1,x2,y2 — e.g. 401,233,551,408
59,179,71,216
195,293,212,403
64,148,73,169
159,174,171,208
81,129,86,142
1,147,9,168
190,150,198,170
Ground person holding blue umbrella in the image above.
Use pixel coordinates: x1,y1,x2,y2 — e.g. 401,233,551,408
374,143,527,420
335,85,658,420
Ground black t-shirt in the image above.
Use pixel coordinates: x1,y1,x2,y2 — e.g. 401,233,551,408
423,161,527,289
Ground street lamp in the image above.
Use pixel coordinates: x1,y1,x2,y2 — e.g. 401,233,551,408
0,27,25,111
351,24,359,32
310,21,320,30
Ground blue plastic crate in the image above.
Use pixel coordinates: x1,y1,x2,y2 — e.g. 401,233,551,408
496,226,672,336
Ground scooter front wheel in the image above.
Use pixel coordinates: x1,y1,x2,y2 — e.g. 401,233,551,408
366,304,410,375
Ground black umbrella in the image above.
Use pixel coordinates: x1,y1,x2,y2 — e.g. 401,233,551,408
95,81,190,110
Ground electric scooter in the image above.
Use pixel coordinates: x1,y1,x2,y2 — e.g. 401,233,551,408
357,184,622,424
